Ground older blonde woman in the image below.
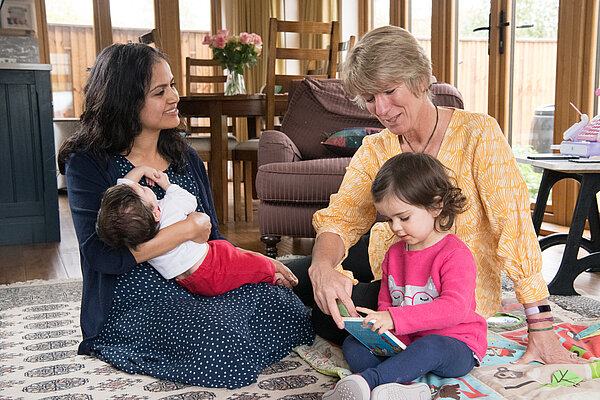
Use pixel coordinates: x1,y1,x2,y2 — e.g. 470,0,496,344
287,25,586,366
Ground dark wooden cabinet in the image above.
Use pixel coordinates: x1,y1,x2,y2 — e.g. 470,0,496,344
0,64,59,245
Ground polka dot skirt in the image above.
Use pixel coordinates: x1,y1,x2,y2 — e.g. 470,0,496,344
91,156,315,388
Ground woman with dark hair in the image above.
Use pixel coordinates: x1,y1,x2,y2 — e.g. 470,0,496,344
58,43,313,389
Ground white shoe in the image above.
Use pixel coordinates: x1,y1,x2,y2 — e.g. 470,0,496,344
371,382,431,400
322,374,370,400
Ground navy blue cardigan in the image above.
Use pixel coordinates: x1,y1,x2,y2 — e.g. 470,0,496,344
65,148,225,355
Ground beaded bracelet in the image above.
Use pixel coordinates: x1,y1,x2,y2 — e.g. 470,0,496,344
526,316,554,324
527,327,554,333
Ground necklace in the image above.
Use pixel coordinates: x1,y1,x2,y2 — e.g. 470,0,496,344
402,105,439,153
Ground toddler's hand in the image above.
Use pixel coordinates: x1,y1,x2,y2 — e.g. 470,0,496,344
272,260,298,289
138,167,161,186
356,307,394,335
123,166,160,185
151,171,171,189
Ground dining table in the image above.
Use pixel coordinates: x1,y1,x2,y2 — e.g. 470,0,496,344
178,93,288,224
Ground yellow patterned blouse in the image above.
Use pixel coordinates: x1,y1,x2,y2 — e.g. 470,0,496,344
313,108,549,318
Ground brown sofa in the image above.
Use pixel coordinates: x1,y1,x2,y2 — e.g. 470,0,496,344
256,77,464,257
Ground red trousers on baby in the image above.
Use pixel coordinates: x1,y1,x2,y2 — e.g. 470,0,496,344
176,240,275,296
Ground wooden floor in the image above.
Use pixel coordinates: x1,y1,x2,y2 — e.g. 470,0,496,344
1,188,599,300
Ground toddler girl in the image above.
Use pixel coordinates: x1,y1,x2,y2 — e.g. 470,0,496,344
323,152,487,400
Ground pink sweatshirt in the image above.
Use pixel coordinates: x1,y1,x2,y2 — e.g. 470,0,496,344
379,234,488,360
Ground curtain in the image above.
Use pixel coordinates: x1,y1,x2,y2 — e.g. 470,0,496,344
300,0,338,73
222,0,281,139
226,0,282,94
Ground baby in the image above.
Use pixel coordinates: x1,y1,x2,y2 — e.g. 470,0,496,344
96,166,297,296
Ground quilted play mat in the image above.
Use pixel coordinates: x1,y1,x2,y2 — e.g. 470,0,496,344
295,289,600,400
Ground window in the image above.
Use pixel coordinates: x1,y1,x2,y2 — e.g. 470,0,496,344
456,0,490,114
509,0,558,201
410,0,431,61
455,0,558,203
110,0,154,44
372,0,390,28
179,0,212,95
45,0,94,118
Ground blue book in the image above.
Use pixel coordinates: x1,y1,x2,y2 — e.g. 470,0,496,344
343,317,406,356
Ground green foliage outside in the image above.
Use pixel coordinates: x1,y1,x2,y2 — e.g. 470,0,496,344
513,147,543,201
458,0,558,40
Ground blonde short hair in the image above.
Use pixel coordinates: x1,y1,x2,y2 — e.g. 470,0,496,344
342,26,433,107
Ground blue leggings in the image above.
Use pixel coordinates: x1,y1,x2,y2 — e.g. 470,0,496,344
343,334,477,389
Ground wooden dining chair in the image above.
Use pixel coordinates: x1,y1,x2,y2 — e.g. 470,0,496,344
184,57,236,161
185,57,236,137
265,17,340,130
184,57,253,222
138,29,162,50
336,35,356,76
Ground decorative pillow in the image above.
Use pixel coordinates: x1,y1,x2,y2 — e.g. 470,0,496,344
321,127,383,157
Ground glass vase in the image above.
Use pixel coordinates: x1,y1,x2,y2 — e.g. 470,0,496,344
224,69,246,96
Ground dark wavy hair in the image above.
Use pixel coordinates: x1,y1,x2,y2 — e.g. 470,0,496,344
371,152,468,231
96,183,159,250
58,43,188,174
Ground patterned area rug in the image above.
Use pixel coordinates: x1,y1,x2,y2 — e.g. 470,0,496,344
2,277,600,400
0,279,336,399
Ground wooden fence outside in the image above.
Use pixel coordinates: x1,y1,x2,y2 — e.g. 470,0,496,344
48,24,557,149
454,38,557,149
48,24,212,119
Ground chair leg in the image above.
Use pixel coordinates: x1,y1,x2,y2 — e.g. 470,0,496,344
233,160,243,222
243,161,254,222
261,235,281,258
251,161,258,199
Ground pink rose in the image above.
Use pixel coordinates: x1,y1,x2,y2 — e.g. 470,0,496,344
217,29,229,37
202,35,212,45
214,35,227,49
250,33,262,46
240,32,250,44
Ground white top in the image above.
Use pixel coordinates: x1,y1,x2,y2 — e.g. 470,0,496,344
117,178,209,279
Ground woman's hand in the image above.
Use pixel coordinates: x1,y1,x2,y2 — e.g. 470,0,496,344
308,232,353,329
515,329,591,365
309,261,356,329
356,307,394,335
184,212,212,244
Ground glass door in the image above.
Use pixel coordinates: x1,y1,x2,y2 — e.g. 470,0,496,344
456,0,490,114
509,0,558,202
455,0,559,202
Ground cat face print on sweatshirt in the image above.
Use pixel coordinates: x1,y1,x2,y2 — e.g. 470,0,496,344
388,275,439,307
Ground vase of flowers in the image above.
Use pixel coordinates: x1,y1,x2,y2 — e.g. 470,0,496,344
203,30,262,95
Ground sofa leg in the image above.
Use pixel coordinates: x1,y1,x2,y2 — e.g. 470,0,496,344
261,235,281,258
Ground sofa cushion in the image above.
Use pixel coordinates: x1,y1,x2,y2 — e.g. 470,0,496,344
256,157,351,203
321,127,383,157
258,130,302,166
281,78,384,160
